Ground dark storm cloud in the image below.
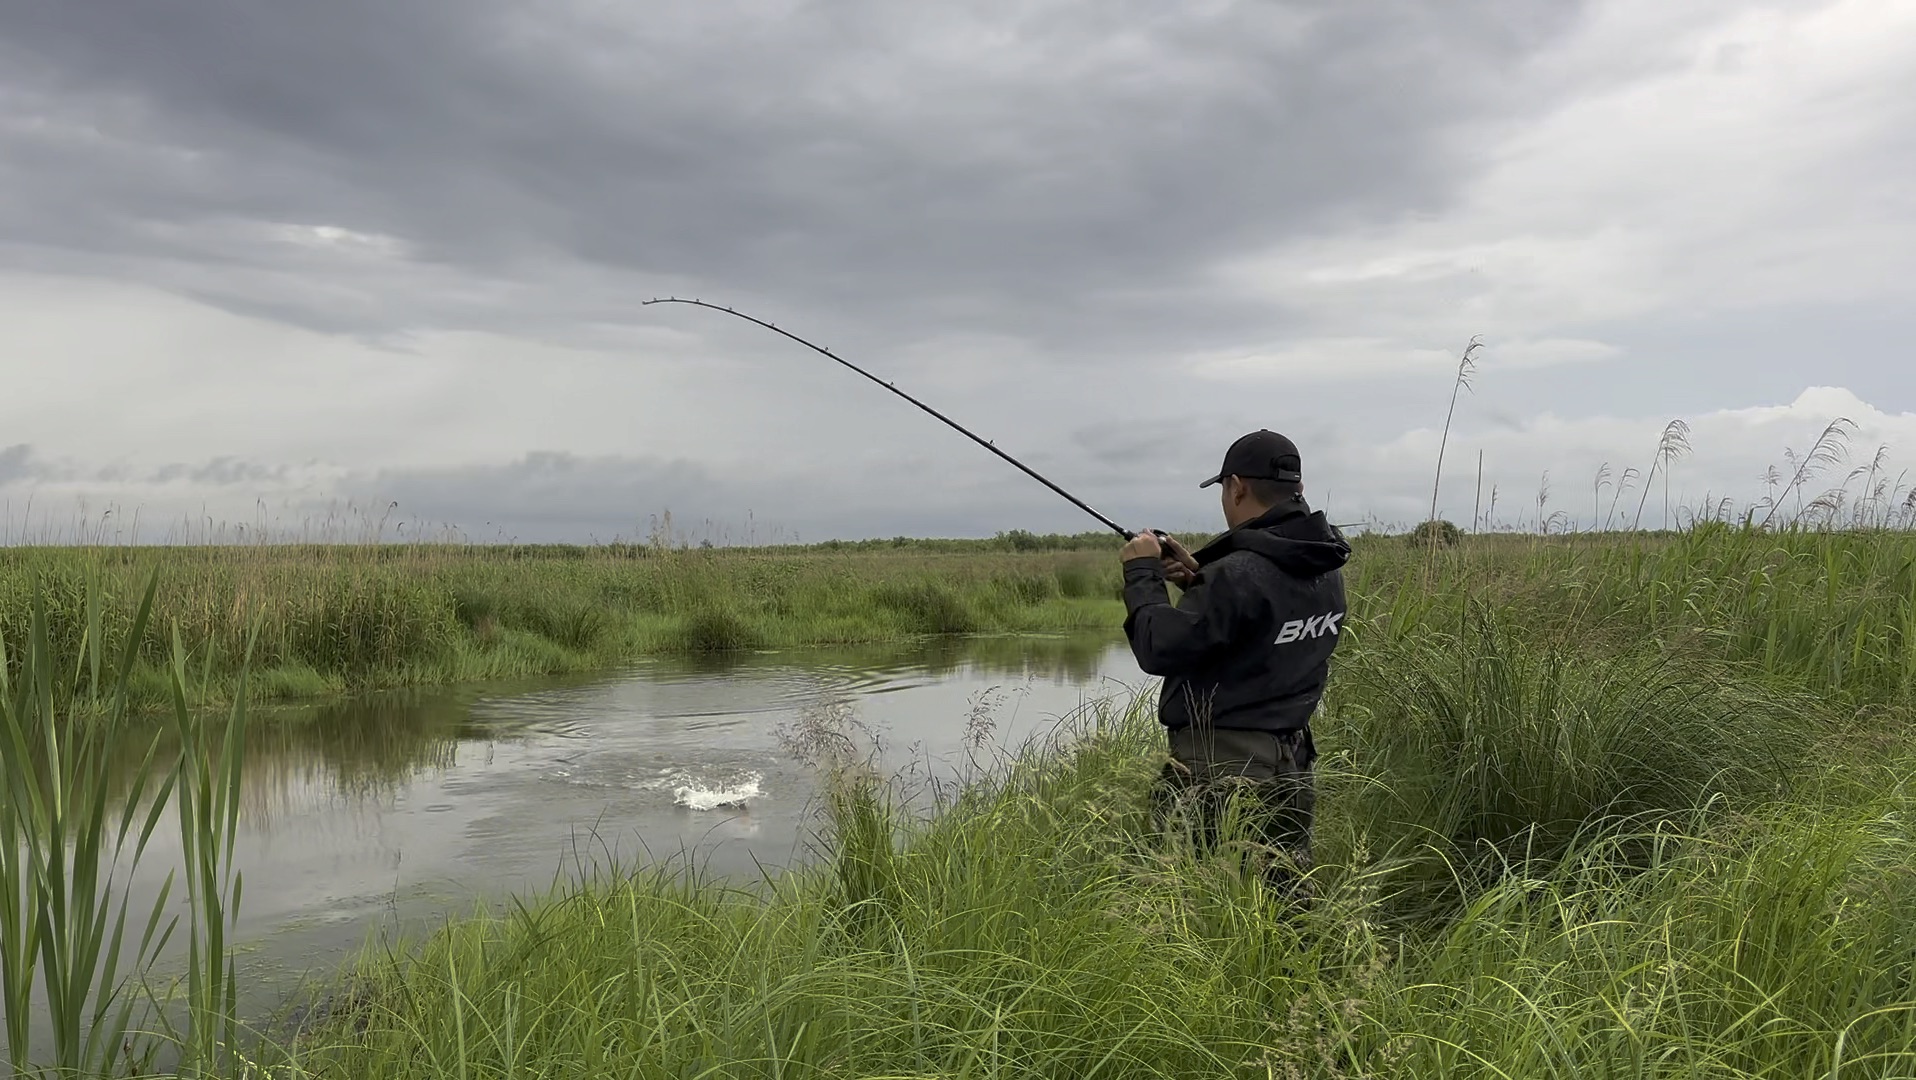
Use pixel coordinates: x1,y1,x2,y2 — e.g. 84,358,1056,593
315,448,1227,544
0,445,302,490
331,452,725,541
321,453,883,544
149,457,295,486
0,0,1591,358
0,444,37,486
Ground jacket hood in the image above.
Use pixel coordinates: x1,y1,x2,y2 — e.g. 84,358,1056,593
1193,503,1351,577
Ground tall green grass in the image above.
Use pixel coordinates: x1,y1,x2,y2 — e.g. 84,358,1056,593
15,523,1902,719
0,545,1129,713
1,575,175,1077
1319,605,1819,924
217,527,1909,1079
6,526,1916,1077
259,680,1916,1079
1347,524,1916,707
1,572,250,1078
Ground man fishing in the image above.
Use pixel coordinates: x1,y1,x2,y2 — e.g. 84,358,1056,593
641,311,1348,890
1117,429,1352,899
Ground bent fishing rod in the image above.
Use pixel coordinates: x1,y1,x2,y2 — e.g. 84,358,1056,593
642,296,1170,545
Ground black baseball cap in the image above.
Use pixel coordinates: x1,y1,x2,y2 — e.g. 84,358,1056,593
1199,429,1303,488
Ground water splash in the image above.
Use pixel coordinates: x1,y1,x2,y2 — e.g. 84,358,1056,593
672,772,763,811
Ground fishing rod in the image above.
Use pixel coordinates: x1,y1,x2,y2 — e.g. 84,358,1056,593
642,296,1171,545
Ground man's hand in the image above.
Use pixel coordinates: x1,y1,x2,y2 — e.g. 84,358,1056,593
1119,530,1162,563
1158,533,1199,587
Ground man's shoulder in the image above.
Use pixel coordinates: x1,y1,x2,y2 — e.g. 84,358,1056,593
1206,548,1281,576
1196,549,1258,580
1206,549,1345,597
1195,550,1288,599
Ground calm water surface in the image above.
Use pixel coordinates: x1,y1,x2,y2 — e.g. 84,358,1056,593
118,633,1147,1022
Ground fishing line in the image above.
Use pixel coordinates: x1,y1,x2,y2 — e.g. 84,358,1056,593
643,296,1167,543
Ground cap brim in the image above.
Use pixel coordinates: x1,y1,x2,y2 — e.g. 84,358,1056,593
1198,474,1224,489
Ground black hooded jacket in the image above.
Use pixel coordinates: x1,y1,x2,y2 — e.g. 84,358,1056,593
1122,501,1351,732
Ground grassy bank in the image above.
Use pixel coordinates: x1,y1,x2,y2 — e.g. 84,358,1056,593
7,524,1916,1076
263,709,1916,1079
20,517,1906,716
0,540,1131,711
240,525,1916,1078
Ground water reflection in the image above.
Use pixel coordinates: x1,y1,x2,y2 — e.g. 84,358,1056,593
112,632,1129,826
56,631,1143,1034
631,631,1117,686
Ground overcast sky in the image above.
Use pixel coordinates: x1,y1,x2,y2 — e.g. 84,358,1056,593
3,0,1912,544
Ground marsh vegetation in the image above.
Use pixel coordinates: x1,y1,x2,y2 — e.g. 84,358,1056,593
4,519,1914,1076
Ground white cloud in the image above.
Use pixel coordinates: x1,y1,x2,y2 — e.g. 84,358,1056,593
5,371,1909,542
1214,0,1916,340
0,1,1909,543
1184,336,1617,382
266,222,409,258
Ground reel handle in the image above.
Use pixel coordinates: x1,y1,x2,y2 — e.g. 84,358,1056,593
1130,529,1194,567
1122,527,1177,545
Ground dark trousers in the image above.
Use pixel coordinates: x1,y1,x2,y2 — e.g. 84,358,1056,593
1151,723,1317,900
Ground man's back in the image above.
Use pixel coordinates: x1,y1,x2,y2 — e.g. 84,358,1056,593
1122,501,1350,732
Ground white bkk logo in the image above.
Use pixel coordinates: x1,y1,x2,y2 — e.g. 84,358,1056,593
1273,612,1343,645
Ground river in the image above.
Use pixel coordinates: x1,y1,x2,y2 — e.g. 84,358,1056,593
94,632,1148,1034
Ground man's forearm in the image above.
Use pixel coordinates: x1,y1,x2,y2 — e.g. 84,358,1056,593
1122,557,1172,617
1124,557,1219,675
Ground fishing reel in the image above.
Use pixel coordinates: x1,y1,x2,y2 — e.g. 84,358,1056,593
1133,528,1193,565
1139,529,1199,583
